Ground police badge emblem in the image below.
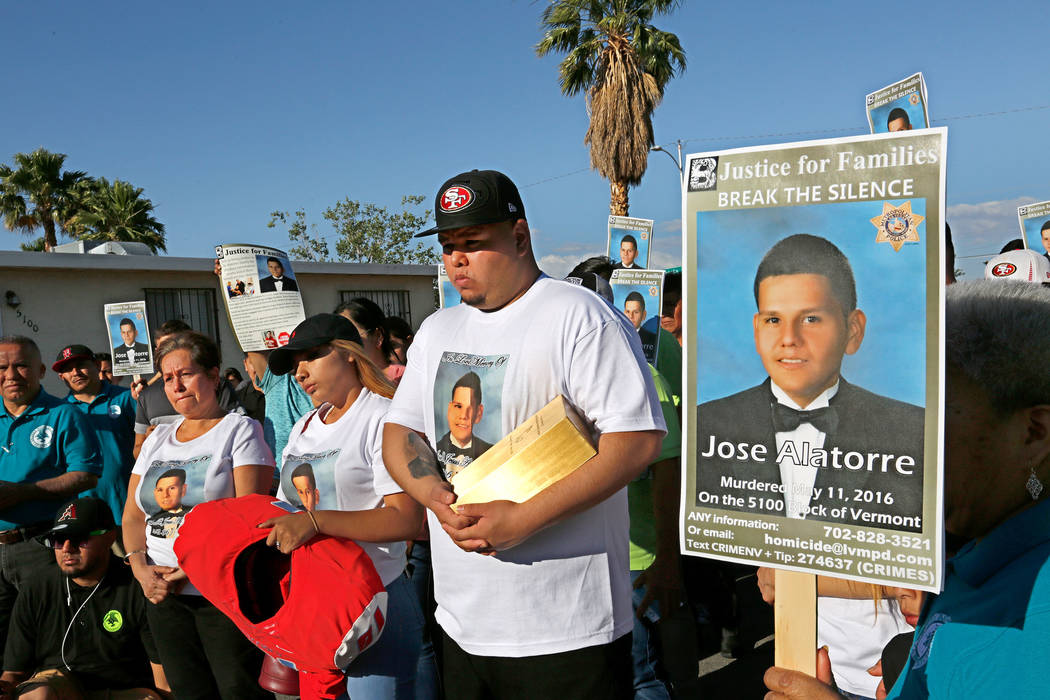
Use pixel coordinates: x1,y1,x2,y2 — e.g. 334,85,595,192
870,201,924,252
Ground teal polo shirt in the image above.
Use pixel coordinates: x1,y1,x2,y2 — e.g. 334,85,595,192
64,382,136,523
0,389,102,530
260,368,313,461
888,497,1050,698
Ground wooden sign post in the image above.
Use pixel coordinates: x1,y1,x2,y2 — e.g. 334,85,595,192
774,570,817,674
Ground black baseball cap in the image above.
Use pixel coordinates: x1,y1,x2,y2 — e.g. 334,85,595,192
52,344,95,372
38,496,116,544
267,314,363,376
564,273,614,304
415,169,526,237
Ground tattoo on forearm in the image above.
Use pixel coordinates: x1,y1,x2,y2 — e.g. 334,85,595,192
406,433,442,480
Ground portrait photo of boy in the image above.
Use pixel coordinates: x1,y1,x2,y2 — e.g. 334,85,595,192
697,233,925,530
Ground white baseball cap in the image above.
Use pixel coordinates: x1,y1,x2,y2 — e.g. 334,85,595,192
984,249,1050,284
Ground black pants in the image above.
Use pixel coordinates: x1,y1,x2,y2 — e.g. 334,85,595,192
441,631,632,700
146,593,272,700
0,539,55,667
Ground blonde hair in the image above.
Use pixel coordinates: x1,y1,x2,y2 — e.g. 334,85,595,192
330,339,396,399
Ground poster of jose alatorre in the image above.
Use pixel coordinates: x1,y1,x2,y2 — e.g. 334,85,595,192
1017,200,1050,255
866,72,929,134
680,129,946,592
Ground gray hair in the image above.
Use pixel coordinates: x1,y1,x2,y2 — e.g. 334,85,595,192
946,280,1050,414
0,336,41,362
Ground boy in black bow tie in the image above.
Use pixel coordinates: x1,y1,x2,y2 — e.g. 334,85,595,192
697,234,924,528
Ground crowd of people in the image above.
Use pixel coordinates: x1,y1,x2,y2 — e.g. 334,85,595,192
0,167,1047,700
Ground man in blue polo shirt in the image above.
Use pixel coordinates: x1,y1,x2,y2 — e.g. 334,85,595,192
53,344,136,533
0,336,101,661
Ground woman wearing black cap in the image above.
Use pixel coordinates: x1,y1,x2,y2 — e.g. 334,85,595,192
259,314,424,699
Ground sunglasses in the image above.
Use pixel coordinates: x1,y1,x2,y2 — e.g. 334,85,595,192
40,529,109,549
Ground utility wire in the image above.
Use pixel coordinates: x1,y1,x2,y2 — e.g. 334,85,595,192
522,103,1050,188
674,103,1050,148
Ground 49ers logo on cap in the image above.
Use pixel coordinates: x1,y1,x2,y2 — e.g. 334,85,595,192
439,186,475,213
992,263,1017,277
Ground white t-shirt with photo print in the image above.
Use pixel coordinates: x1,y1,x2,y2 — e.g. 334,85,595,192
385,275,666,657
277,387,407,586
132,412,275,595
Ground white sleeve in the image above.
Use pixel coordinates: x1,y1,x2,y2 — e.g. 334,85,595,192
368,409,402,497
568,317,667,435
384,328,428,433
230,416,276,468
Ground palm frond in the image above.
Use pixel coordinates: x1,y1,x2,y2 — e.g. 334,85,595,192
537,0,687,214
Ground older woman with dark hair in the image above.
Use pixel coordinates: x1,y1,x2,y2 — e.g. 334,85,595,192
766,279,1050,700
122,331,274,700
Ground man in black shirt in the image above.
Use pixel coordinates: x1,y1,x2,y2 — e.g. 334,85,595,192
0,497,163,699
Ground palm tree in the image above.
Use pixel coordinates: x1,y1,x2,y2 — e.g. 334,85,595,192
537,0,686,216
0,148,87,251
70,177,167,253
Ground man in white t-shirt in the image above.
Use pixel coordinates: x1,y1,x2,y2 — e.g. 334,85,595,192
383,169,666,699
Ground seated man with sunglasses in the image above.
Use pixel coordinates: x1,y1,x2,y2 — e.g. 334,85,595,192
0,497,165,700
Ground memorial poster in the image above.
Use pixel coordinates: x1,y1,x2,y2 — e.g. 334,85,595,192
438,264,461,308
866,72,929,134
432,351,507,479
610,269,664,365
215,244,305,352
681,129,946,591
1017,200,1050,256
103,301,153,377
607,216,655,270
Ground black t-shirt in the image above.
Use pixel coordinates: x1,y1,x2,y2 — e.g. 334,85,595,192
135,376,244,433
3,555,157,691
235,380,266,424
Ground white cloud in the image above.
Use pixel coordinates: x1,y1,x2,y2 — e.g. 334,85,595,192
660,218,682,233
649,225,683,270
948,196,1036,255
650,249,681,270
538,252,600,279
946,196,1039,280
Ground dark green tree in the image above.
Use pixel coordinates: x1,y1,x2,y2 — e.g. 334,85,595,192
69,177,167,253
0,148,87,251
18,237,47,252
536,0,686,215
269,195,438,265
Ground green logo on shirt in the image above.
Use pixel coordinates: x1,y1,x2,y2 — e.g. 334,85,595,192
102,610,123,632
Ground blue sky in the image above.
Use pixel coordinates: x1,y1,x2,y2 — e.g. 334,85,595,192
2,1,1047,281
